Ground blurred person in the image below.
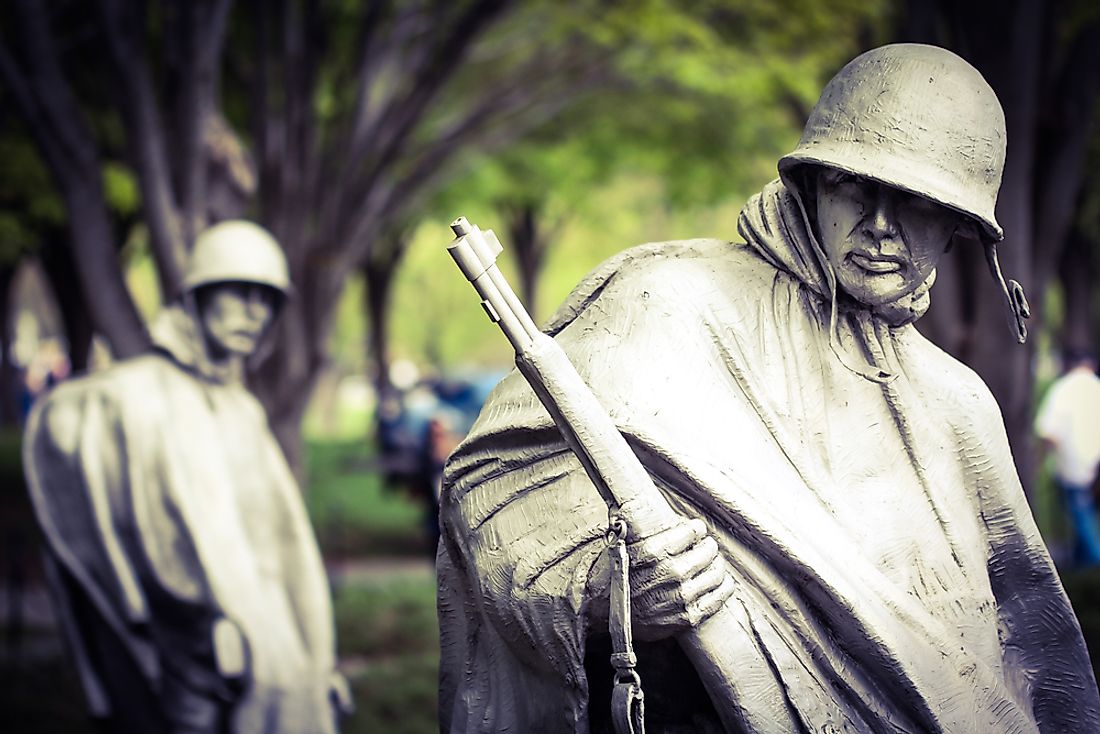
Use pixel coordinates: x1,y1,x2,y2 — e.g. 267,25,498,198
438,45,1100,732
20,339,71,421
23,221,349,733
1036,347,1100,566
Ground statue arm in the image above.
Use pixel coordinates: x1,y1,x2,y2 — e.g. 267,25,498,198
23,384,159,715
25,386,150,627
443,442,610,680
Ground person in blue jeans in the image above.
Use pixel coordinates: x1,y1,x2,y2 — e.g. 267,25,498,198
1036,347,1100,566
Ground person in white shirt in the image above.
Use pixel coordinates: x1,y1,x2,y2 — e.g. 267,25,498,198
1036,348,1100,566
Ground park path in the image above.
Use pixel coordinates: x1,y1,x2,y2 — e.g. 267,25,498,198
328,556,434,585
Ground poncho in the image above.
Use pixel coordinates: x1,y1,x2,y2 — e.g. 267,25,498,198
438,180,1100,733
24,305,340,733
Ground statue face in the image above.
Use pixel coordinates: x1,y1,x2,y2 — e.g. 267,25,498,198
197,282,278,359
814,168,963,306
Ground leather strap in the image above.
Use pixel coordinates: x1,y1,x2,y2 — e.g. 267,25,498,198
607,514,645,734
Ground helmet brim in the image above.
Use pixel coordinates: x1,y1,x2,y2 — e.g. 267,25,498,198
779,150,1004,244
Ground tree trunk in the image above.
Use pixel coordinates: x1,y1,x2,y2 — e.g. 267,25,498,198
363,237,407,428
955,0,1044,497
248,288,330,480
39,232,94,372
1061,228,1095,354
0,0,150,360
63,177,150,359
507,202,548,319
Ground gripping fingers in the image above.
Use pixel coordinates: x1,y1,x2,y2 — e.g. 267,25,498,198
687,570,736,626
637,571,736,635
633,554,728,615
630,533,720,598
628,518,708,568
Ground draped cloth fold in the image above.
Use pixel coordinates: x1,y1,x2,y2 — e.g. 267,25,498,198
438,181,1100,733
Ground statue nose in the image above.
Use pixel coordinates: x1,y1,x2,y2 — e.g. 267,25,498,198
863,186,901,240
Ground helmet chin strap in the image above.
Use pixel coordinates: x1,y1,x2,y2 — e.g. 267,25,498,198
982,241,1031,344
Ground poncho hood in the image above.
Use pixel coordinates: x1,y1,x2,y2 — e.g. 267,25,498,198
737,179,936,383
150,303,244,385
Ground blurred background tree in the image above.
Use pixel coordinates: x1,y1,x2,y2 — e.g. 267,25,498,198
0,0,896,471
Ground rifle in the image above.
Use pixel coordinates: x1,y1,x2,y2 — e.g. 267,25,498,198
445,217,750,733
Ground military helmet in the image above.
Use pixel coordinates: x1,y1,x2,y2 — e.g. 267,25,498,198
182,220,292,295
778,43,1006,242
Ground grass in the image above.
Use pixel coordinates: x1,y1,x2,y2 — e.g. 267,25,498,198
305,439,431,558
335,575,439,734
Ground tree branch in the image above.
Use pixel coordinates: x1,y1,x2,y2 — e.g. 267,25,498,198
341,48,610,265
0,1,95,179
168,0,234,245
99,0,187,300
338,0,514,225
1,0,149,357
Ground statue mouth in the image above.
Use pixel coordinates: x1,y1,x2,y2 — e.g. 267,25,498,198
850,252,902,274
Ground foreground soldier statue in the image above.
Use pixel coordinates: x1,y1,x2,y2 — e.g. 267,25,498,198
24,221,348,733
437,44,1100,733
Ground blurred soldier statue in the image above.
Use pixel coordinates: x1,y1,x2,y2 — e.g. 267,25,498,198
24,221,349,733
437,45,1100,732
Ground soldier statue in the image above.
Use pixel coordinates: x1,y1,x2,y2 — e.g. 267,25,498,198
437,44,1100,733
24,221,349,733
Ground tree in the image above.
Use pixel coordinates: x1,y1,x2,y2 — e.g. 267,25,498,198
0,0,151,360
0,0,612,470
425,0,891,320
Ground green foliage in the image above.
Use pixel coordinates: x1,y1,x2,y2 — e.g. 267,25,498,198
392,172,746,369
102,162,140,216
305,440,429,557
0,124,64,265
122,234,163,323
430,0,891,223
329,276,368,376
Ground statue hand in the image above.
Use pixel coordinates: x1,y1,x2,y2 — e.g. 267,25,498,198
627,518,734,641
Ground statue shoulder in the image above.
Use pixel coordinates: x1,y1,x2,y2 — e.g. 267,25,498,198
28,355,179,445
901,329,1004,421
546,239,773,335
